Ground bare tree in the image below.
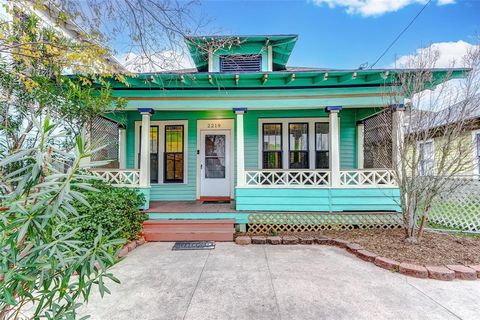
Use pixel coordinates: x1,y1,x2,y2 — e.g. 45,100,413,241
378,43,480,242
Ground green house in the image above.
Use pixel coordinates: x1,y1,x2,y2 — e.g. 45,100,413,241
91,35,467,240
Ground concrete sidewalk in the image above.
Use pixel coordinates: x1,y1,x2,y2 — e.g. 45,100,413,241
79,243,480,320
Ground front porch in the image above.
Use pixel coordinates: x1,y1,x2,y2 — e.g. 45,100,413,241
90,105,404,213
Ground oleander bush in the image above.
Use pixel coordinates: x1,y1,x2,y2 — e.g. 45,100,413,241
72,181,147,247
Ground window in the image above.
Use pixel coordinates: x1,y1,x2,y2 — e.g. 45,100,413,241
475,133,480,175
220,54,262,72
289,123,309,169
164,125,184,183
315,122,329,169
262,123,282,169
138,126,159,183
419,141,435,176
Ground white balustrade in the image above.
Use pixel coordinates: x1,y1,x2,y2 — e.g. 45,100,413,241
245,170,330,187
339,170,396,187
91,169,140,186
243,169,397,188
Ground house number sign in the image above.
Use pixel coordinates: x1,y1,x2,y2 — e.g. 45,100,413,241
207,122,222,129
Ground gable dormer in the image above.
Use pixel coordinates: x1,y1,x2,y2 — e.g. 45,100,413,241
185,35,298,73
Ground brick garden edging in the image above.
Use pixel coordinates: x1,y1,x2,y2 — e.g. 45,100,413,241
235,235,479,281
118,236,146,258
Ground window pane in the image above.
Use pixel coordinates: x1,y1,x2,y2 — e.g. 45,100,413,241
289,123,308,151
164,125,184,183
150,126,159,153
263,124,282,151
315,123,329,151
263,151,282,169
205,135,226,179
315,123,329,169
289,151,309,169
165,125,183,153
316,151,329,169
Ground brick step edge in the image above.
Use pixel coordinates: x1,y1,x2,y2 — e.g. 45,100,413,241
235,235,479,281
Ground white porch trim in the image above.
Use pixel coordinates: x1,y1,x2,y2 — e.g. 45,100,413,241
139,110,152,187
327,107,341,187
119,126,127,169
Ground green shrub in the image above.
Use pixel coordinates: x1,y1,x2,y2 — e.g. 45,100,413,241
72,181,147,246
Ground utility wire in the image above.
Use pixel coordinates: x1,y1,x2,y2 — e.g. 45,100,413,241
370,0,432,69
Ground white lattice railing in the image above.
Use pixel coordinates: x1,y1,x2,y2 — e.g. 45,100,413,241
243,169,397,188
91,169,140,186
245,170,330,187
339,170,397,187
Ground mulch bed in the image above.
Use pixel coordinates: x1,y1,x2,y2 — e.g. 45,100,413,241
239,229,480,265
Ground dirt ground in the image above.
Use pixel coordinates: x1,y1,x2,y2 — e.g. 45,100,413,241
242,229,480,265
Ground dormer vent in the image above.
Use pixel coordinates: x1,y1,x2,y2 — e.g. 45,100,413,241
219,54,262,72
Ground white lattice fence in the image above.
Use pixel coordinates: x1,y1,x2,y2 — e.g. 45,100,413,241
428,177,480,232
247,212,403,235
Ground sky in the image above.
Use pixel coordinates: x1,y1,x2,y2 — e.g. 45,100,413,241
181,0,480,69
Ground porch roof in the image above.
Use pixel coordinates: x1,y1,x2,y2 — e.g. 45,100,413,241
97,68,470,93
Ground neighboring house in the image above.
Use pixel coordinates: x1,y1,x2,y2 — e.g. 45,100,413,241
410,98,480,177
89,34,468,240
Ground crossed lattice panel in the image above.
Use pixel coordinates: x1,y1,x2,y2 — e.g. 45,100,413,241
247,212,403,235
428,178,480,232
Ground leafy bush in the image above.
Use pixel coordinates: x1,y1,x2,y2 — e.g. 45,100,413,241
72,181,147,246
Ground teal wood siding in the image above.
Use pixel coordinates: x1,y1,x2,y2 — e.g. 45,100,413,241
235,188,401,212
122,108,378,201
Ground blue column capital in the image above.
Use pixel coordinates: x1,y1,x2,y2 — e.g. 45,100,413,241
325,106,343,113
138,108,154,115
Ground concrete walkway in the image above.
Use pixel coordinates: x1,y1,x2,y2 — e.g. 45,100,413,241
79,243,480,320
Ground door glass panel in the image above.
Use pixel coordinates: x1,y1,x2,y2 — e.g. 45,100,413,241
205,134,226,178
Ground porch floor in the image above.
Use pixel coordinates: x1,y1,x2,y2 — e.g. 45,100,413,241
145,201,237,213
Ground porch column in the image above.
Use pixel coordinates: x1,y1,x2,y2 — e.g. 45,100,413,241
326,106,342,187
118,124,127,169
234,107,247,187
356,121,364,169
391,104,405,177
138,108,154,187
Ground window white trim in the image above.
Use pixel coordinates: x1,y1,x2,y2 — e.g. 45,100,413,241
417,139,435,176
134,120,188,185
472,130,480,175
257,117,332,170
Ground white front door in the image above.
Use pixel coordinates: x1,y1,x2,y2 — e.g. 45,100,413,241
200,130,231,198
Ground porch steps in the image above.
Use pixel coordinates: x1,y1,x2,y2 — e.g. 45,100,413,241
142,219,235,242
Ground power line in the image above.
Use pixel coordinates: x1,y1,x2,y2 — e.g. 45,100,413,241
370,0,432,69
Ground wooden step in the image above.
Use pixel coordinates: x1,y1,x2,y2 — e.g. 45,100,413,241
142,219,235,242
